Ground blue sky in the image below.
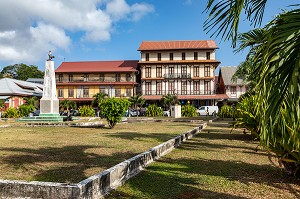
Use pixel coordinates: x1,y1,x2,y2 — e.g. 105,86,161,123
0,0,297,73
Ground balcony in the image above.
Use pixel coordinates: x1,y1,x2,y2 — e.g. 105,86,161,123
56,78,134,83
143,90,215,95
163,73,191,79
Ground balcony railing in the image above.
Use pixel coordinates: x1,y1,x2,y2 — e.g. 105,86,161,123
143,90,215,95
56,78,134,83
163,73,191,79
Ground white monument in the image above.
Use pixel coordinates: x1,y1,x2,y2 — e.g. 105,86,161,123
171,104,181,118
38,51,62,121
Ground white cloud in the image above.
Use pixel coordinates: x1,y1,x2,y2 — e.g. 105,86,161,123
0,0,154,65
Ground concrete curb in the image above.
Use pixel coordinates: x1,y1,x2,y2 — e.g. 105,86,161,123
0,123,207,199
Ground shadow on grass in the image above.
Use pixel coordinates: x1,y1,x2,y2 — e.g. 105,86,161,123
107,156,300,199
0,145,138,183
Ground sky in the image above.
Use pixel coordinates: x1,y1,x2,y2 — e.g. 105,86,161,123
0,0,298,73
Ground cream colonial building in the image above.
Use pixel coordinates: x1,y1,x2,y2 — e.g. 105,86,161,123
138,40,228,107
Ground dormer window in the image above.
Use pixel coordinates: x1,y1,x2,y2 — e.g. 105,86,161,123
146,53,149,61
158,53,161,61
182,52,185,60
206,52,210,60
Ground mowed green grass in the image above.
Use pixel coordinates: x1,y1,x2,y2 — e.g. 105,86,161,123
0,119,199,183
106,122,300,199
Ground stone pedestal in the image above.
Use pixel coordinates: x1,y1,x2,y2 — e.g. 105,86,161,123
171,105,181,118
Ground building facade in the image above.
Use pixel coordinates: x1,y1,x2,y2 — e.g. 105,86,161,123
138,40,227,107
55,60,138,104
217,66,248,102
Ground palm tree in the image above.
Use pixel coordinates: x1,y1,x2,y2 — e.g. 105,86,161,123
129,94,145,110
205,1,300,177
59,100,77,112
161,94,179,110
92,92,108,107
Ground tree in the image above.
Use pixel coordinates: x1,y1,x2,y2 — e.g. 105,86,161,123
129,94,145,110
161,94,179,110
205,1,300,177
59,100,77,112
99,98,131,128
92,92,108,107
23,96,39,108
1,63,44,80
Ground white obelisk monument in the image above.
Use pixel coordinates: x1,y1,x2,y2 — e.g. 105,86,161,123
40,51,60,116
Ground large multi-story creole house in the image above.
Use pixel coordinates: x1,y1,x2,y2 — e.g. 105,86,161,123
55,60,138,105
138,40,228,107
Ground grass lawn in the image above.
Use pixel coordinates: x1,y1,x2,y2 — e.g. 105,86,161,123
106,121,300,199
0,118,200,183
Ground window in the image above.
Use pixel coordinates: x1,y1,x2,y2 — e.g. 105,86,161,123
126,74,132,81
182,52,185,60
158,53,161,61
100,87,107,94
146,67,151,78
146,53,149,61
204,81,211,95
68,88,74,98
204,66,210,77
156,67,162,77
181,81,187,95
156,81,162,95
83,86,89,98
115,73,120,82
83,74,89,82
99,74,104,81
58,74,63,82
194,66,199,77
194,52,198,60
181,66,187,76
170,53,173,60
206,52,211,60
68,74,73,82
145,82,151,95
126,88,131,97
230,86,237,94
193,81,200,94
169,81,175,94
168,66,174,78
115,88,121,97
58,88,63,97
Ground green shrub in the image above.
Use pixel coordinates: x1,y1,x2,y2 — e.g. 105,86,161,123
78,105,95,117
218,105,235,118
99,98,131,128
3,107,20,118
181,104,197,117
18,104,35,117
145,104,163,117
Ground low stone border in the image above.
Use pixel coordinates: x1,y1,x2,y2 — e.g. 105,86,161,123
0,123,206,199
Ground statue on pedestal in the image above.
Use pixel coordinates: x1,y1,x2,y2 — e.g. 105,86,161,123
47,50,55,61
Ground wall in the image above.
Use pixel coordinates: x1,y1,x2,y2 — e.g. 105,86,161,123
0,124,206,199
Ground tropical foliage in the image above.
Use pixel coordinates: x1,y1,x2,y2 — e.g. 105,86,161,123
181,104,197,117
218,105,235,118
145,104,163,117
78,105,95,117
129,94,145,110
205,0,300,177
161,94,179,110
2,107,20,118
0,63,44,80
59,100,77,111
23,96,39,108
99,98,131,128
92,92,108,107
18,104,35,117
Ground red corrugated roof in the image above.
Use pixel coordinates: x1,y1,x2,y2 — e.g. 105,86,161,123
138,40,218,51
55,60,138,73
